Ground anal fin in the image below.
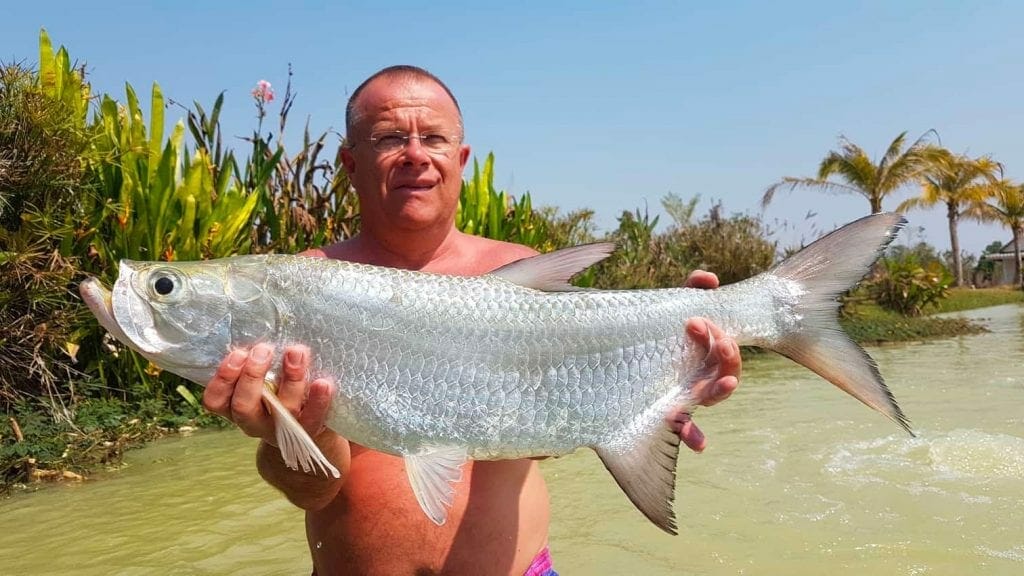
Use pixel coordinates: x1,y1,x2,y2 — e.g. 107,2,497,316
595,417,682,535
261,380,340,478
404,445,468,525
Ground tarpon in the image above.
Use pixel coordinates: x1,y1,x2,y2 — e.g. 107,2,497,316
80,212,911,533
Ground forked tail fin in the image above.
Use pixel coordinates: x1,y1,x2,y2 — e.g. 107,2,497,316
594,214,912,537
766,212,913,435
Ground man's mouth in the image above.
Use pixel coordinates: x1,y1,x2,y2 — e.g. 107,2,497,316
393,182,437,193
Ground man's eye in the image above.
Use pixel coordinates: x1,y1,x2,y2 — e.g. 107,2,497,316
375,135,406,150
421,134,449,149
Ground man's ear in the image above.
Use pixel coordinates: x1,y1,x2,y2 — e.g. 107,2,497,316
458,144,470,170
341,147,356,174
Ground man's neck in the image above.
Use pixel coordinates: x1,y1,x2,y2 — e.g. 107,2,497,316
331,223,461,271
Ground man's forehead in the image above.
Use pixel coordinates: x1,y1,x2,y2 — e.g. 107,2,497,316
353,77,459,123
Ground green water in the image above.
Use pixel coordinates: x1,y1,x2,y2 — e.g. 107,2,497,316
1,305,1021,575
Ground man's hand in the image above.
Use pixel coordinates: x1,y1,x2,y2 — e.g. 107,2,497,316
678,270,741,453
201,343,334,444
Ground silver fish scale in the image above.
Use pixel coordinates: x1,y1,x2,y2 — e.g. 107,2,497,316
263,256,792,461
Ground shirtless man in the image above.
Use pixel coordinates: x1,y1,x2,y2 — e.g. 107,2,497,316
202,66,742,575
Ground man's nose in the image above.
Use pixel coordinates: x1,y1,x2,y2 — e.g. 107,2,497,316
400,136,431,164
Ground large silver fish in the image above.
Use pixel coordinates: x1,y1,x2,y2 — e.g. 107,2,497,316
80,213,911,534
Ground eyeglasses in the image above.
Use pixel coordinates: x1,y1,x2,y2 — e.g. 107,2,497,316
349,131,460,155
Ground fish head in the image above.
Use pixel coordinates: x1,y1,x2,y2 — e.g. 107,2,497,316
80,258,279,384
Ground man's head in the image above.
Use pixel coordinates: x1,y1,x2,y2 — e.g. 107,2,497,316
342,67,470,235
345,66,463,138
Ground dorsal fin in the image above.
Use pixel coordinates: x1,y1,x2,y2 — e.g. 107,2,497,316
490,243,615,292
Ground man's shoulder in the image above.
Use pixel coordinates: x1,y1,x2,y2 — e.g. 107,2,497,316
461,233,538,262
454,233,538,273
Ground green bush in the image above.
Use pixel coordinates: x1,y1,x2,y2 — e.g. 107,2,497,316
668,202,776,285
0,32,94,417
868,254,953,316
589,207,683,289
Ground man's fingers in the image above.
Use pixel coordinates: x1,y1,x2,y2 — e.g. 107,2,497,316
298,378,335,434
703,375,738,407
676,413,707,453
202,349,248,417
686,315,727,343
685,269,720,290
702,334,740,406
278,345,310,411
230,343,274,426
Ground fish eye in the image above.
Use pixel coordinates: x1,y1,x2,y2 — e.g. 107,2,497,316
153,275,175,296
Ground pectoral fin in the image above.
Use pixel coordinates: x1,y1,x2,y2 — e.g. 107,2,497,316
261,381,340,478
595,416,683,535
404,445,468,525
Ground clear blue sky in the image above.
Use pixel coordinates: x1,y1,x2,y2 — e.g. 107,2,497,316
5,1,1023,256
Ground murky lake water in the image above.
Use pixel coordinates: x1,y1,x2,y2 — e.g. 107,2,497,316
1,305,1021,575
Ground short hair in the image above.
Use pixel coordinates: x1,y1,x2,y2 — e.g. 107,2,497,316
345,65,463,136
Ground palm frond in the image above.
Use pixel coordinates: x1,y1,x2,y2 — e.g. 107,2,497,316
896,196,934,214
818,151,876,190
877,131,909,172
964,179,1024,226
761,176,863,208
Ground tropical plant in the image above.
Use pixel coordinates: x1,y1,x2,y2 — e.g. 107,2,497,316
589,206,680,289
586,199,776,290
234,72,359,253
456,153,546,248
0,30,95,417
81,83,263,269
661,192,700,227
762,131,939,213
896,149,1002,286
532,206,597,252
669,202,776,285
0,215,86,416
0,32,89,230
869,253,953,316
967,179,1024,289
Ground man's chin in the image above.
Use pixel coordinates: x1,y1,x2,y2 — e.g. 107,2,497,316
390,211,444,231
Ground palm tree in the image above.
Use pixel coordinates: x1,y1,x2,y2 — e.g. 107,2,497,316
897,150,1002,287
967,179,1024,289
762,131,939,214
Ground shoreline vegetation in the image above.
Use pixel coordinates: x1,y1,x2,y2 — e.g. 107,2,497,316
840,287,1023,344
2,30,1023,495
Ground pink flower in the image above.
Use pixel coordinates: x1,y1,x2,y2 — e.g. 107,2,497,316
251,80,274,103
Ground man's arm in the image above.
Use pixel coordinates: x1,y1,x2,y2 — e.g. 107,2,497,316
202,344,349,511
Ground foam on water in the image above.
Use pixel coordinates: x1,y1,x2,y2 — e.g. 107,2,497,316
977,545,1024,562
823,428,1024,486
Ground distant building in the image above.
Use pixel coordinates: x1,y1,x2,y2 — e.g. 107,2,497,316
983,238,1024,286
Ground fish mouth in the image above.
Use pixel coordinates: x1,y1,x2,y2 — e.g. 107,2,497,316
80,271,213,376
80,277,131,344
80,272,161,356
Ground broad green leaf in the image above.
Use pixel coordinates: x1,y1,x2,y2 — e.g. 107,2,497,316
176,194,197,260
125,83,146,149
54,47,70,100
38,29,55,92
149,83,165,166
